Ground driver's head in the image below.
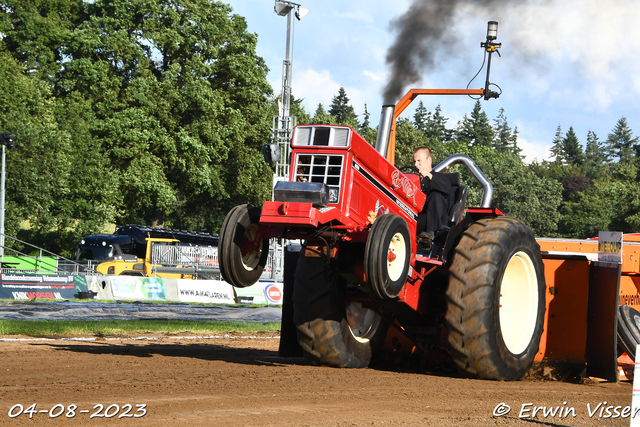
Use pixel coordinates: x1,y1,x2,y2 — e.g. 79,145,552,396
413,147,433,177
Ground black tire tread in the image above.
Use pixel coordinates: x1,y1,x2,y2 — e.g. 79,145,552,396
445,216,546,380
617,304,640,359
219,204,268,288
218,205,244,283
293,255,385,368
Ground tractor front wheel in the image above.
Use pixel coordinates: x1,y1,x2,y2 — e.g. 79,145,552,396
364,214,411,299
445,216,546,380
293,254,387,368
219,204,269,288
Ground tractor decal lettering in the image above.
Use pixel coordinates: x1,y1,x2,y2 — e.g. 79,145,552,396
368,200,390,223
391,170,418,201
352,160,417,221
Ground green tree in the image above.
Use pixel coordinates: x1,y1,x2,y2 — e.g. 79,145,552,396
560,164,640,237
425,104,451,144
359,103,377,145
607,164,640,232
549,125,565,164
0,47,118,255
455,100,494,148
584,130,606,179
605,117,638,165
328,86,359,128
563,126,585,166
413,101,429,132
558,180,613,238
61,0,274,230
394,118,436,168
311,103,335,125
467,147,562,236
493,107,521,157
0,0,81,78
1,0,275,251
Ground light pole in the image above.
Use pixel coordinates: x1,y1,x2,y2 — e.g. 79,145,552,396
0,133,15,259
274,1,309,119
269,1,309,180
266,2,309,281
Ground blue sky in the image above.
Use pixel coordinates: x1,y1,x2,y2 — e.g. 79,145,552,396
230,0,640,163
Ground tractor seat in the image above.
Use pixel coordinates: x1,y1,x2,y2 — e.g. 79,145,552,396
401,168,468,228
440,172,468,226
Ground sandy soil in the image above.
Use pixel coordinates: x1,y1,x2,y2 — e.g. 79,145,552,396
0,333,633,426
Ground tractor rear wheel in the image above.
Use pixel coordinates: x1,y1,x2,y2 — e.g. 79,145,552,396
293,254,387,368
617,305,640,359
364,214,411,299
445,216,546,380
219,204,269,288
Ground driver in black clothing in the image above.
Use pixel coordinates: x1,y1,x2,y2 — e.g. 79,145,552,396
413,146,451,249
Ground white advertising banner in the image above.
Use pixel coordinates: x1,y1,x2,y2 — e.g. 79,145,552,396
176,280,235,304
110,276,166,300
235,281,284,305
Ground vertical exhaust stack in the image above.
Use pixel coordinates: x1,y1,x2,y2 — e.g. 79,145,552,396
375,105,395,158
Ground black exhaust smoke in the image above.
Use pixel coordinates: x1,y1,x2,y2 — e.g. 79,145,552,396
382,0,500,105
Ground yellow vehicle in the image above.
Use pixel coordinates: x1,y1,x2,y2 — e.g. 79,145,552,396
97,237,219,279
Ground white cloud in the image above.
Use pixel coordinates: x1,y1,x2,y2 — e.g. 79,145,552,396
291,67,380,118
247,0,640,153
456,0,640,111
517,136,553,165
292,68,340,112
364,70,382,81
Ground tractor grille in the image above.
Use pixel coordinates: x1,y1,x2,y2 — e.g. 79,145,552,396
293,154,344,204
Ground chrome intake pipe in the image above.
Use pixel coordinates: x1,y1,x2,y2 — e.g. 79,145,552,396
375,105,395,158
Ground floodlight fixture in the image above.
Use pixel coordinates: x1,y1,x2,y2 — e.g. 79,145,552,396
0,133,15,149
486,21,498,41
296,7,310,20
274,2,294,16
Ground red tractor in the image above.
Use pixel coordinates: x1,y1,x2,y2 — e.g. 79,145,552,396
218,103,546,381
219,24,546,381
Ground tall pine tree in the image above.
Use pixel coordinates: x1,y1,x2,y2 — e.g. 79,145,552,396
311,103,334,124
493,107,521,157
328,87,358,127
584,130,606,179
413,101,429,132
563,126,585,166
455,101,494,148
550,125,565,164
426,104,451,143
605,117,639,164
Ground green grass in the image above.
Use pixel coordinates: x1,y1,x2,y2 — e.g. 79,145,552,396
0,319,281,336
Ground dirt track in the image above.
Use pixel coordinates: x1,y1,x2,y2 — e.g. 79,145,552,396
0,333,633,426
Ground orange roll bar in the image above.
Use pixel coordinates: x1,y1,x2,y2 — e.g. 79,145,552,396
387,89,485,164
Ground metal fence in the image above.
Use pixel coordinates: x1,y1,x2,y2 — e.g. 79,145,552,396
0,233,286,282
149,241,284,282
150,243,219,268
0,234,95,276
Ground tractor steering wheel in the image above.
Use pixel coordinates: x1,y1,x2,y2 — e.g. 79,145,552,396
398,166,417,174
